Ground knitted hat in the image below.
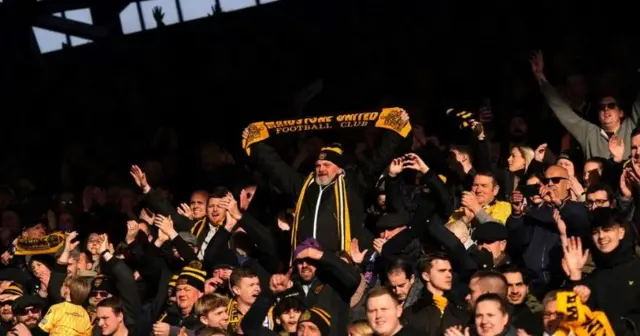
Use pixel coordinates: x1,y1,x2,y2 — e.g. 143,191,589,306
1,284,23,296
293,238,321,260
177,262,207,292
298,307,331,335
168,275,179,288
317,144,345,168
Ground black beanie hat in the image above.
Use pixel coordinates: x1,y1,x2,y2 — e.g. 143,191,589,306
317,143,345,168
177,262,207,292
298,307,331,335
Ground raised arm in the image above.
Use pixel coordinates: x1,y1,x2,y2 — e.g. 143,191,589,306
530,51,598,148
244,138,306,198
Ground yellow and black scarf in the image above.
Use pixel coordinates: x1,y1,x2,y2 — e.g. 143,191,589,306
554,291,614,336
227,299,274,332
291,172,351,262
15,232,66,255
190,218,208,239
190,217,226,240
242,107,411,155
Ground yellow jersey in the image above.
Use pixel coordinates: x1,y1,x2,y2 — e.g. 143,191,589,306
39,302,92,336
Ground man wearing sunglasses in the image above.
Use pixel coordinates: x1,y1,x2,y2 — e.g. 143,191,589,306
11,295,46,332
530,51,640,159
506,165,590,297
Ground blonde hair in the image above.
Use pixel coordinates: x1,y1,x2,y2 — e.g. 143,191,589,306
64,276,91,305
348,320,374,336
514,146,535,170
194,293,230,316
446,220,470,236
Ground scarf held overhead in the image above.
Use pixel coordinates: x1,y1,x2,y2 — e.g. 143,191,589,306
291,173,350,262
554,291,614,336
242,107,411,155
15,232,66,255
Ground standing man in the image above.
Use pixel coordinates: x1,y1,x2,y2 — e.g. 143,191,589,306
242,111,409,255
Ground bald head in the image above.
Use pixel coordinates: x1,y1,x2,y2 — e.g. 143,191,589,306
190,190,209,219
543,165,571,201
467,271,507,307
545,165,569,179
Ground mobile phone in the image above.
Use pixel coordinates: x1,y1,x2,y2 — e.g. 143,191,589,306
520,184,540,198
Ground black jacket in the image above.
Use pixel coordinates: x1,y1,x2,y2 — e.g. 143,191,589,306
247,130,403,253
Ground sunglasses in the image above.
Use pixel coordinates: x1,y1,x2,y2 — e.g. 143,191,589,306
20,307,41,315
599,102,618,111
541,177,567,185
0,300,14,306
91,290,110,298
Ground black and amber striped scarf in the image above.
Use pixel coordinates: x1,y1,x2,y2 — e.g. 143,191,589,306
290,173,351,263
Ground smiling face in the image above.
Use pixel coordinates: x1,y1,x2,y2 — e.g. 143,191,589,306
598,96,622,131
315,160,341,186
207,197,226,225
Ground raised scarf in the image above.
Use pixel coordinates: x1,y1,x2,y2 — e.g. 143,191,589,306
554,291,614,336
242,107,411,155
15,232,66,255
291,173,350,262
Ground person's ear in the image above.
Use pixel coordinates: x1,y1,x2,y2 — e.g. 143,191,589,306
199,315,208,326
493,184,500,196
499,240,507,252
421,271,429,283
617,226,626,240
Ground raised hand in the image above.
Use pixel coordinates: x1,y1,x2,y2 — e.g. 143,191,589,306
562,236,588,280
139,208,154,225
295,247,324,261
403,153,429,174
461,191,482,214
552,208,567,242
269,268,293,294
130,165,150,193
177,203,193,220
620,168,636,200
126,221,139,244
98,234,109,255
64,231,80,252
153,215,175,238
388,158,404,177
529,50,546,82
608,136,625,163
350,238,368,264
152,6,165,26
372,238,387,255
219,193,242,220
444,326,470,336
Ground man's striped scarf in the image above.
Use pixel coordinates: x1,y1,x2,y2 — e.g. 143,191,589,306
291,173,351,262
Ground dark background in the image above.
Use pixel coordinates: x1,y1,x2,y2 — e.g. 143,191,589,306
0,0,637,189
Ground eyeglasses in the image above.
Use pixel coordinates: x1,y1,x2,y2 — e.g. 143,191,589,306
541,177,568,185
599,102,618,111
91,290,109,298
586,199,609,207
